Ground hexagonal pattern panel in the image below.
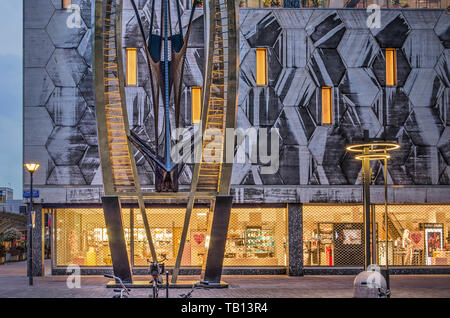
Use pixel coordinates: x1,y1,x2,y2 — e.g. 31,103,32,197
337,30,379,68
306,11,346,49
308,48,346,87
372,48,411,87
24,0,55,29
404,69,444,107
24,29,54,68
403,30,444,69
243,87,283,127
275,68,316,107
23,5,450,188
435,50,450,87
244,12,281,48
371,12,411,48
46,10,87,48
46,127,88,165
24,68,55,107
339,68,380,107
46,87,87,126
434,12,450,48
47,49,88,87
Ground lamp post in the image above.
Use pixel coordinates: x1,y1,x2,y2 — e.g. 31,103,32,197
24,163,40,286
346,138,399,293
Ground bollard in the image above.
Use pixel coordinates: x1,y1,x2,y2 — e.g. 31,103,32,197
353,265,389,298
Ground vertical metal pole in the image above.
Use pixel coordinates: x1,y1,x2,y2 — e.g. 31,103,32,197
28,172,34,286
172,195,195,283
166,271,169,298
130,208,134,268
362,150,371,270
384,157,390,292
371,205,377,265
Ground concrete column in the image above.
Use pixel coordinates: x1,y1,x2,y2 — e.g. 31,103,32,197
288,203,303,276
32,204,44,277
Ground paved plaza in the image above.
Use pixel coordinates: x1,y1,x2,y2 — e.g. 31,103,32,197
0,261,450,298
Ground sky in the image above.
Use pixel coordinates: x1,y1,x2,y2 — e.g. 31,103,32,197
0,1,22,199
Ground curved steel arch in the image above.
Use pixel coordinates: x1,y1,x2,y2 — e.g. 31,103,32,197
94,0,239,283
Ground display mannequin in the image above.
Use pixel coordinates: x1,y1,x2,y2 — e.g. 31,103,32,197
402,229,413,265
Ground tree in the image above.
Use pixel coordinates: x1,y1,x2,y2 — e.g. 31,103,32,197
2,228,22,243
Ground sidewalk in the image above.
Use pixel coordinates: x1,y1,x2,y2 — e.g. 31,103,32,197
0,261,450,298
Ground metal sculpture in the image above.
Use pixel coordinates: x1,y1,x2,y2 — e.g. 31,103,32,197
94,0,239,285
127,0,200,192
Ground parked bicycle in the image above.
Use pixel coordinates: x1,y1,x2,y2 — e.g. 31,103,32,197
179,281,210,298
148,255,167,298
104,274,131,298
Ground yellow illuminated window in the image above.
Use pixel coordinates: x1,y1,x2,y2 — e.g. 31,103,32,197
386,48,397,86
322,87,333,125
256,48,267,86
126,48,137,86
192,87,202,124
62,0,72,9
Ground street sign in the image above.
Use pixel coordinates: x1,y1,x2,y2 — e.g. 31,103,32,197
23,190,39,198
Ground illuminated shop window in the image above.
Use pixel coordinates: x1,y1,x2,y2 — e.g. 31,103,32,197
54,207,287,267
191,87,202,124
62,0,72,9
386,48,397,87
303,204,450,267
256,48,268,86
126,48,138,86
54,209,130,266
321,87,333,125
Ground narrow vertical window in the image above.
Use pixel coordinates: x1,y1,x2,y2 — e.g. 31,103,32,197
192,87,202,124
62,0,72,9
126,48,137,86
385,48,397,86
256,48,267,86
322,87,333,125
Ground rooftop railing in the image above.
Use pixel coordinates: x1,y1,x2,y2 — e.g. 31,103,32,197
232,0,449,9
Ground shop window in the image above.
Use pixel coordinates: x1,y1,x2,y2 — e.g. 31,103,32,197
321,87,333,125
191,87,202,124
62,0,72,9
303,205,450,267
256,48,267,86
126,48,138,86
54,207,287,268
385,48,397,87
54,209,131,266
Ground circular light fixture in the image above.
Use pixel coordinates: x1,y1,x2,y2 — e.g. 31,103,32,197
346,142,400,154
355,153,391,161
346,142,400,161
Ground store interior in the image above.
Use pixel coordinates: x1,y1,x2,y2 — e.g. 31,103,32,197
303,205,450,267
53,206,287,268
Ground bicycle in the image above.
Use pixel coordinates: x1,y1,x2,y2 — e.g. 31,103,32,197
148,255,167,298
378,287,391,298
104,274,131,298
179,281,210,298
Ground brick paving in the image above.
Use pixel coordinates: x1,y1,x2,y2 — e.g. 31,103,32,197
1,261,450,298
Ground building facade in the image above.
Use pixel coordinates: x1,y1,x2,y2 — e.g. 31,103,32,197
23,0,450,275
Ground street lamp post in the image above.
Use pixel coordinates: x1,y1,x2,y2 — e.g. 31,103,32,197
24,163,40,286
346,137,399,294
